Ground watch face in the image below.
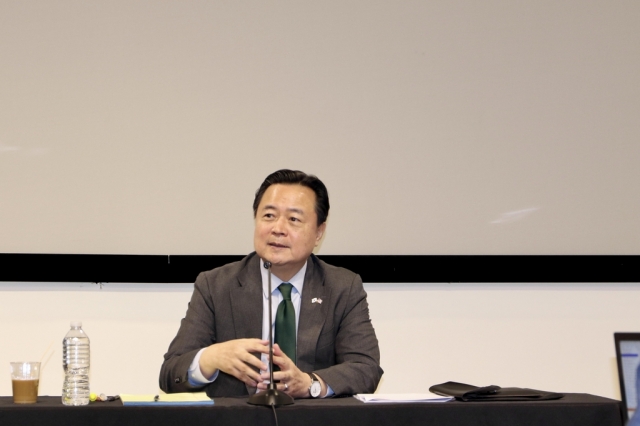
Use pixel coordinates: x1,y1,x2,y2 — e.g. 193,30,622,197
310,381,322,398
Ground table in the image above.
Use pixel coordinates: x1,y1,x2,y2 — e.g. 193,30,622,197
0,393,623,426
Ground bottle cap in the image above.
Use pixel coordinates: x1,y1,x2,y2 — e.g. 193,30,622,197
70,321,82,327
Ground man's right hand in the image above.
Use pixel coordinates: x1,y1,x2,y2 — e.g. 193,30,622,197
199,339,270,387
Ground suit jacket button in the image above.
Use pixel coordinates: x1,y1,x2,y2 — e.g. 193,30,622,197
175,377,181,383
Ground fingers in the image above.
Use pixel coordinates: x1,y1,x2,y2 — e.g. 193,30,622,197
257,353,311,398
201,339,270,386
258,344,295,386
259,361,292,383
272,343,286,357
246,339,271,355
256,381,290,393
230,361,262,387
238,350,267,371
270,344,292,369
233,341,269,385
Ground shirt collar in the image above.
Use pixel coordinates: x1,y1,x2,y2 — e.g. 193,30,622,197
260,258,307,297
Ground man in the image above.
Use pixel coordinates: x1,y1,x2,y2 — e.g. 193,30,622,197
159,169,382,398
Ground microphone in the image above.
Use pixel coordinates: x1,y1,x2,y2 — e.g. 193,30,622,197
248,260,294,407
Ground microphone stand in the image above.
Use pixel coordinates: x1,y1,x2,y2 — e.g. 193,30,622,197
248,261,294,407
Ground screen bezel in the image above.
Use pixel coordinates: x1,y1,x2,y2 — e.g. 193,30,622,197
614,332,640,422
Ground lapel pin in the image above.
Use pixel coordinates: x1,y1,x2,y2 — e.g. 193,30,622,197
312,298,323,304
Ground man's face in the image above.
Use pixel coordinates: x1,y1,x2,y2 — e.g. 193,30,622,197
254,184,326,280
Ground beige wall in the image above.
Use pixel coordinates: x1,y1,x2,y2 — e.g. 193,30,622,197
1,1,639,255
1,281,637,399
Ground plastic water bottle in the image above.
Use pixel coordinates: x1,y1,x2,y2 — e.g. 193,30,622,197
62,321,90,406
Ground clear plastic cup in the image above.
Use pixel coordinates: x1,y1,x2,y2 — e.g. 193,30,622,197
10,362,41,404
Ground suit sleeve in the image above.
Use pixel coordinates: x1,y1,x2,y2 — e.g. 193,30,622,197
159,272,217,393
314,274,383,395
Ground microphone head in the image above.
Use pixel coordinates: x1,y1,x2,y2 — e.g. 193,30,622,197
264,261,272,269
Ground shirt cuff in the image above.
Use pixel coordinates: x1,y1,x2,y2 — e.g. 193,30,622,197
324,384,335,398
188,348,219,386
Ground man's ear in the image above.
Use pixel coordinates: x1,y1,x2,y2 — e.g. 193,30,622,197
315,222,327,245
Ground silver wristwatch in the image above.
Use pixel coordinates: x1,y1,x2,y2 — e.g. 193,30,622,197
308,373,322,398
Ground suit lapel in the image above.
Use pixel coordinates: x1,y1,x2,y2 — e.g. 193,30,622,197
229,254,263,395
296,256,330,372
230,254,263,339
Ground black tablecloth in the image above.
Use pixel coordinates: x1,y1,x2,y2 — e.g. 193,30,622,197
0,393,623,426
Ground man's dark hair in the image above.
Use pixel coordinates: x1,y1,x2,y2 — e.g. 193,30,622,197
253,169,330,226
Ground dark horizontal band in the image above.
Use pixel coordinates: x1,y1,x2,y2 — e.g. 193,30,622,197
0,254,638,283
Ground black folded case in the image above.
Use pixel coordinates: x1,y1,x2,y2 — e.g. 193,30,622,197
429,381,563,402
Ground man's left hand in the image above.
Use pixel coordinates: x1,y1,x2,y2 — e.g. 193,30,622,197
257,344,326,398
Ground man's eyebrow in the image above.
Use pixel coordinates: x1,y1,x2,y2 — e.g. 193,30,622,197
261,205,305,215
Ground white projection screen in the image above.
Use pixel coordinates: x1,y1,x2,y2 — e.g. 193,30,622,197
1,1,639,256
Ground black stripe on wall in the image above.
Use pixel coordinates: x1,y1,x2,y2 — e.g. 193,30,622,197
0,254,638,283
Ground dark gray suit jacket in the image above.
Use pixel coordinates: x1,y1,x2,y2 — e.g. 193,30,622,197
159,252,383,397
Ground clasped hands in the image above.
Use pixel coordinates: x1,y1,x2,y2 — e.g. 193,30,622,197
199,338,325,398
